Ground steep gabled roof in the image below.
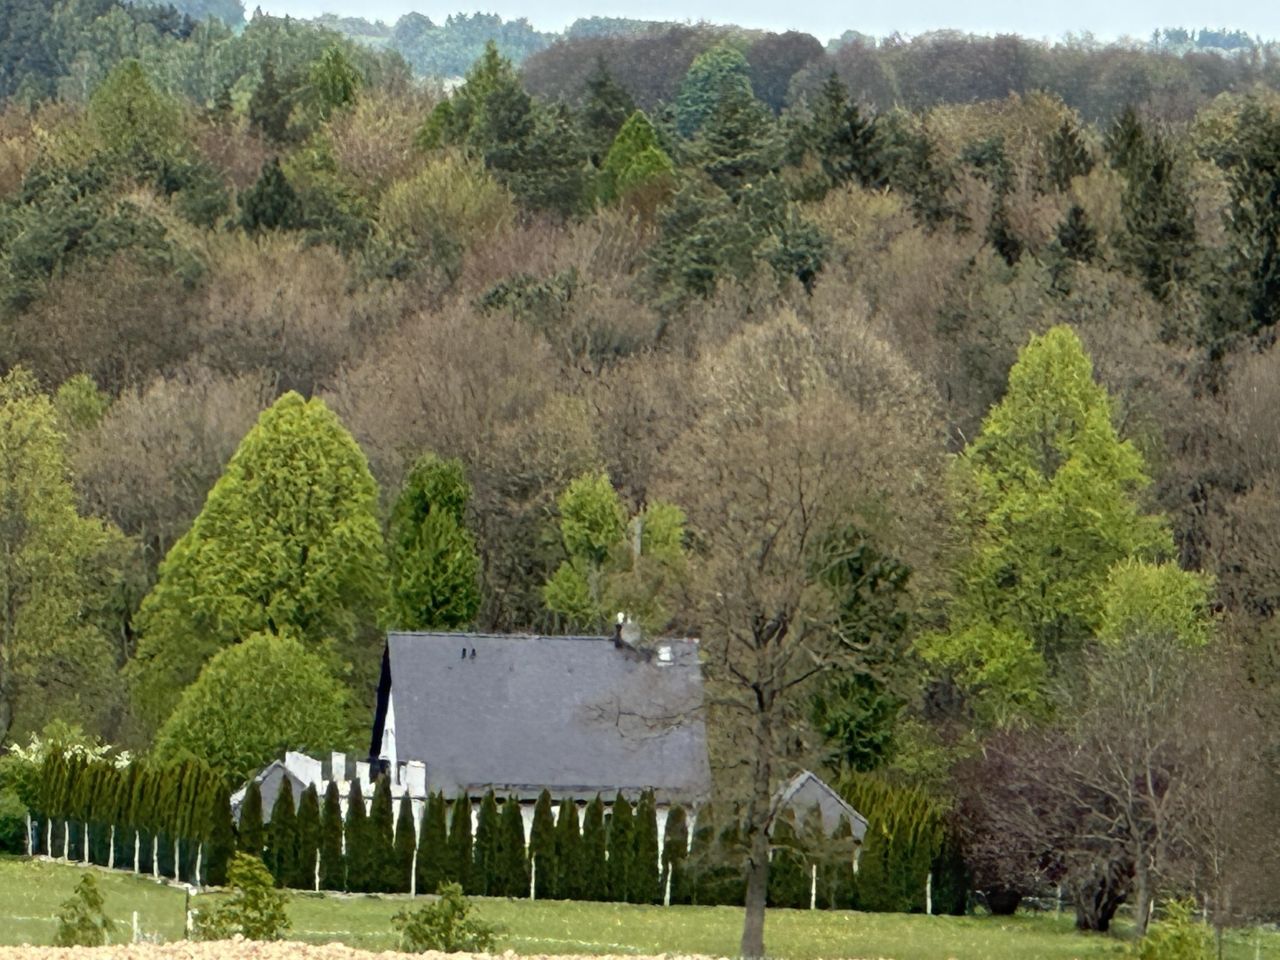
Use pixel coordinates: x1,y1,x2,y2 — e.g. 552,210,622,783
230,758,308,825
773,770,868,841
372,632,712,804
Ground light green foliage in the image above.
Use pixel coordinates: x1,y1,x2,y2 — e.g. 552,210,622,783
676,43,754,138
53,873,113,947
1126,899,1213,960
152,631,349,785
308,45,362,119
88,60,183,162
542,472,688,634
387,454,481,630
392,881,498,953
919,326,1173,726
194,852,291,941
1098,560,1212,648
0,370,126,746
841,773,947,914
129,391,387,734
52,375,110,432
598,112,674,205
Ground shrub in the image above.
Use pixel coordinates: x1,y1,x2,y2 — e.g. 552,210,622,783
194,852,290,941
53,874,113,947
392,882,498,953
1127,899,1212,960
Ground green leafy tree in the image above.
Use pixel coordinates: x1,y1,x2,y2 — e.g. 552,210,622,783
238,780,266,860
448,793,473,892
676,43,754,138
54,874,113,947
393,792,416,894
319,781,345,891
369,776,397,893
88,60,183,165
553,799,581,901
663,805,690,905
580,795,608,901
387,454,481,630
496,796,528,897
632,790,660,904
417,791,448,896
194,852,291,941
308,45,362,119
266,780,298,888
606,793,634,902
294,784,321,891
529,790,556,899
344,780,371,893
392,881,498,953
152,631,349,785
248,59,296,145
129,391,387,736
598,111,675,206
919,326,1173,726
473,790,500,895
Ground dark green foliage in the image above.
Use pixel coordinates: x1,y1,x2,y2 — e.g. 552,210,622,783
266,781,298,888
529,790,557,899
675,42,754,138
496,796,529,897
579,795,608,901
392,881,498,953
986,199,1022,266
687,803,716,905
294,785,320,892
393,793,416,894
194,852,291,941
662,804,690,905
553,800,581,901
343,780,371,893
632,790,660,904
767,812,808,908
606,793,634,902
248,59,296,145
818,819,857,910
843,774,945,913
708,816,745,906
1056,204,1099,264
1045,118,1094,191
239,158,302,233
1118,132,1197,302
238,781,265,860
206,778,237,886
694,88,780,199
448,794,473,893
319,781,345,891
878,114,961,230
580,56,636,164
369,776,397,893
1104,105,1146,173
473,790,500,895
803,73,882,192
747,31,824,114
417,791,448,897
54,874,113,947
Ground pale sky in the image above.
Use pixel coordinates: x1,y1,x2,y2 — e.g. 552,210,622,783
255,0,1280,45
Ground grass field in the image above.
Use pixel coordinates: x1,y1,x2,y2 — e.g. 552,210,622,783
2,855,1278,959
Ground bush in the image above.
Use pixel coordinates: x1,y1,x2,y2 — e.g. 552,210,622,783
53,874,113,947
392,882,499,953
1127,899,1212,960
194,852,291,941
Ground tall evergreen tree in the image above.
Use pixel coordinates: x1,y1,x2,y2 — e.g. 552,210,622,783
239,158,302,233
766,811,806,908
417,791,448,895
805,72,881,191
266,781,298,888
1117,132,1197,302
606,793,635,902
687,803,717,905
206,778,236,887
580,795,608,901
663,805,690,905
497,797,529,897
529,790,557,899
393,793,416,894
553,800,582,901
295,785,321,892
319,781,345,891
344,780,371,893
580,56,636,165
632,790,660,904
448,793,474,893
1045,117,1094,192
473,790,501,896
369,776,397,893
237,781,266,860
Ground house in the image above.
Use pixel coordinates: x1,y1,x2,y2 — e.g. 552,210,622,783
773,770,869,842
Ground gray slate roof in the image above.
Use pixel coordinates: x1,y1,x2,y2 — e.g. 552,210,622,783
375,632,713,804
773,770,868,841
230,760,307,825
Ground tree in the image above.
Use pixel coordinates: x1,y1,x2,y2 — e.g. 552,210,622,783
392,882,498,953
1117,133,1197,302
766,812,806,908
597,111,674,206
308,45,362,119
387,454,481,631
319,781,345,891
632,790,660,904
448,793,473,893
918,326,1172,727
0,369,124,746
1045,117,1094,192
579,56,635,164
238,781,266,861
473,790,500,895
393,793,417,895
417,791,448,896
152,631,349,785
529,790,557,899
662,804,690,905
344,780,371,893
129,391,387,736
496,796,528,897
266,781,298,888
54,874,113,947
553,799,581,901
606,793,634,902
194,852,291,941
88,60,183,165
676,43,754,138
747,31,824,113
579,795,607,900
240,158,303,233
295,785,321,891
369,776,397,893
802,72,881,192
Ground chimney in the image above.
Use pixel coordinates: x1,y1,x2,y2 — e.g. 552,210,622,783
613,611,625,647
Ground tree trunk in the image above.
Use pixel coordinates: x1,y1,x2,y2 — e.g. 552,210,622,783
1072,860,1130,932
62,821,69,861
25,812,31,857
739,708,774,960
1133,864,1151,939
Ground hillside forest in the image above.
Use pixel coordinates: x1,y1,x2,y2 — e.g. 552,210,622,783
4,0,1280,943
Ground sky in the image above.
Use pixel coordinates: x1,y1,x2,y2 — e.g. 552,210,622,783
254,0,1280,44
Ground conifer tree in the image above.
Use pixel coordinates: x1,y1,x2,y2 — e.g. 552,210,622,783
239,157,302,233
206,777,236,887
1056,204,1099,264
267,781,298,888
580,55,635,164
663,805,690,905
1117,132,1197,302
606,793,635,902
580,795,608,901
448,793,474,893
319,782,345,891
473,791,500,895
1045,117,1094,192
687,803,717,905
344,780,371,893
766,811,806,908
806,72,881,191
417,791,448,895
393,793,416,895
295,785,321,892
238,781,266,860
369,776,397,893
529,790,557,899
497,797,529,898
553,800,582,901
632,790,660,904
598,112,674,205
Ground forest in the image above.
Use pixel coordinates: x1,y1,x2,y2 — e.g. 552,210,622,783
3,0,1280,945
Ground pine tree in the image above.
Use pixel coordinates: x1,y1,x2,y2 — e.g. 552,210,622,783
632,790,660,904
319,781,345,891
529,790,557,899
295,785,321,892
1117,132,1197,302
248,58,294,144
473,791,500,895
580,795,608,901
806,72,881,191
238,781,266,860
369,777,397,893
448,794,474,893
1056,204,1099,263
687,804,717,905
580,55,635,165
662,805,690,905
206,777,237,887
239,157,302,233
606,793,634,902
553,800,582,901
344,780,371,893
1045,117,1094,192
497,797,529,897
393,793,416,895
1104,105,1146,173
417,791,448,895
267,781,298,888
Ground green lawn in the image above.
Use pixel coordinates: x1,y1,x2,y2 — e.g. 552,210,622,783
2,855,1277,960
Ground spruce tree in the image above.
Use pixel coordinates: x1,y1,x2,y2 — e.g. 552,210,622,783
529,790,557,899
238,781,266,860
393,793,416,895
344,780,370,893
580,55,635,164
239,157,302,233
1117,132,1197,302
553,800,581,901
710,816,745,906
663,805,690,905
606,793,634,903
448,793,474,893
473,790,500,896
1056,204,1099,264
266,781,298,889
1045,117,1094,192
497,797,529,898
807,72,881,191
369,776,397,893
295,785,321,892
632,790,660,905
580,795,608,901
687,804,717,905
417,791,448,896
319,781,345,891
